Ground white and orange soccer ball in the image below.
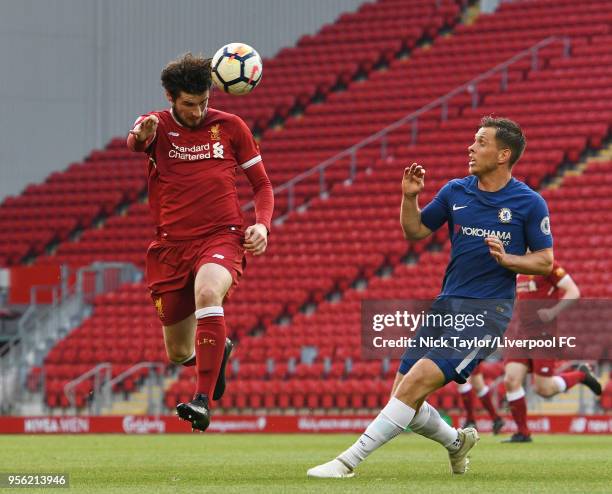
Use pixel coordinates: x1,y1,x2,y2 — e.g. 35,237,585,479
211,43,263,95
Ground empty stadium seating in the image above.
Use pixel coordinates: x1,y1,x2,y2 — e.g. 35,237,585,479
0,0,465,267
8,0,612,267
210,0,465,131
31,0,612,412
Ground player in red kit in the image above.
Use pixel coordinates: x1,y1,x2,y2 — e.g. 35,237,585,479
458,363,504,434
126,53,274,431
503,261,602,442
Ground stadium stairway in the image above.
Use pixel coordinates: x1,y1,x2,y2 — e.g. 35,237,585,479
28,0,612,412
102,382,168,416
0,0,466,267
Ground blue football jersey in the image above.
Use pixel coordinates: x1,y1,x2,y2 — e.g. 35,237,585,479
421,176,553,300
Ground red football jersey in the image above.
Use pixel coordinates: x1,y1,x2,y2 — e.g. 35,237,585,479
515,262,568,330
516,262,568,301
132,108,262,239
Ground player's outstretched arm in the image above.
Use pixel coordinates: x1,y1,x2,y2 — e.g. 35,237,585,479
486,238,553,275
537,274,580,322
127,115,159,152
400,163,432,240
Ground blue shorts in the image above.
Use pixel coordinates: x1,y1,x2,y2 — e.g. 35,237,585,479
398,298,512,384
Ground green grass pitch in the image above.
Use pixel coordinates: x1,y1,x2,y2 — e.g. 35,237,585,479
2,433,611,493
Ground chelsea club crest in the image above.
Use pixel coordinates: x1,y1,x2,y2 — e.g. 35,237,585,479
498,208,512,223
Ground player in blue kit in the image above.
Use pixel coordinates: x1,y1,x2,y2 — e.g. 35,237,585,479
308,116,554,478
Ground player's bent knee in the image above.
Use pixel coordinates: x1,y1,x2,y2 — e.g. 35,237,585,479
394,370,439,407
470,374,484,391
504,375,521,391
534,382,556,397
165,345,194,364
167,351,193,364
195,285,224,307
535,389,555,398
396,386,432,409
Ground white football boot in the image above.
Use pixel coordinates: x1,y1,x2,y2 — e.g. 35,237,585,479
307,458,355,478
448,427,480,474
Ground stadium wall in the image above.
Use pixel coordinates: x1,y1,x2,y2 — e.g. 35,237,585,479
0,0,364,202
1,415,612,434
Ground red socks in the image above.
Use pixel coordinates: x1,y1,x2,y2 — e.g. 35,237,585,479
477,386,501,420
461,383,501,424
507,388,530,436
458,384,476,423
558,371,585,391
194,306,226,399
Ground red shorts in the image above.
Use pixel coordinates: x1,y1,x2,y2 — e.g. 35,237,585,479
145,229,245,325
504,358,556,377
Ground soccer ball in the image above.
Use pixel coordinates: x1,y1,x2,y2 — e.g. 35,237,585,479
211,43,263,95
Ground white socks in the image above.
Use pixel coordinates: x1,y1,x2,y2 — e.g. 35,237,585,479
337,398,463,470
409,401,460,451
338,398,415,469
195,306,224,319
337,397,463,469
506,387,526,402
552,376,567,393
457,382,472,394
477,385,490,398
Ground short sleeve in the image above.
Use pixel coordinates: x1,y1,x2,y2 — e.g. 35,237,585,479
421,182,452,232
525,193,553,251
232,116,262,171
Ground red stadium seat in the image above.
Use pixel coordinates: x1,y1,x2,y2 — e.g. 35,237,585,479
35,0,612,413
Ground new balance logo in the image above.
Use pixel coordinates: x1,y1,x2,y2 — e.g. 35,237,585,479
213,141,224,158
168,131,180,137
453,204,468,211
212,253,225,259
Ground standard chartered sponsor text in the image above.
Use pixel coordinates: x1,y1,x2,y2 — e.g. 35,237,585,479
169,142,212,160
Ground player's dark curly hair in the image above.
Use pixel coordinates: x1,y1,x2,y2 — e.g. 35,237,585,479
480,116,526,168
161,53,212,100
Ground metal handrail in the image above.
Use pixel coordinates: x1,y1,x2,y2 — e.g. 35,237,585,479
102,362,164,391
242,36,570,219
0,261,142,412
63,362,112,412
100,361,166,415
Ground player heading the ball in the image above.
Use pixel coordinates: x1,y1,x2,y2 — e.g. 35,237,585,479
127,52,273,432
